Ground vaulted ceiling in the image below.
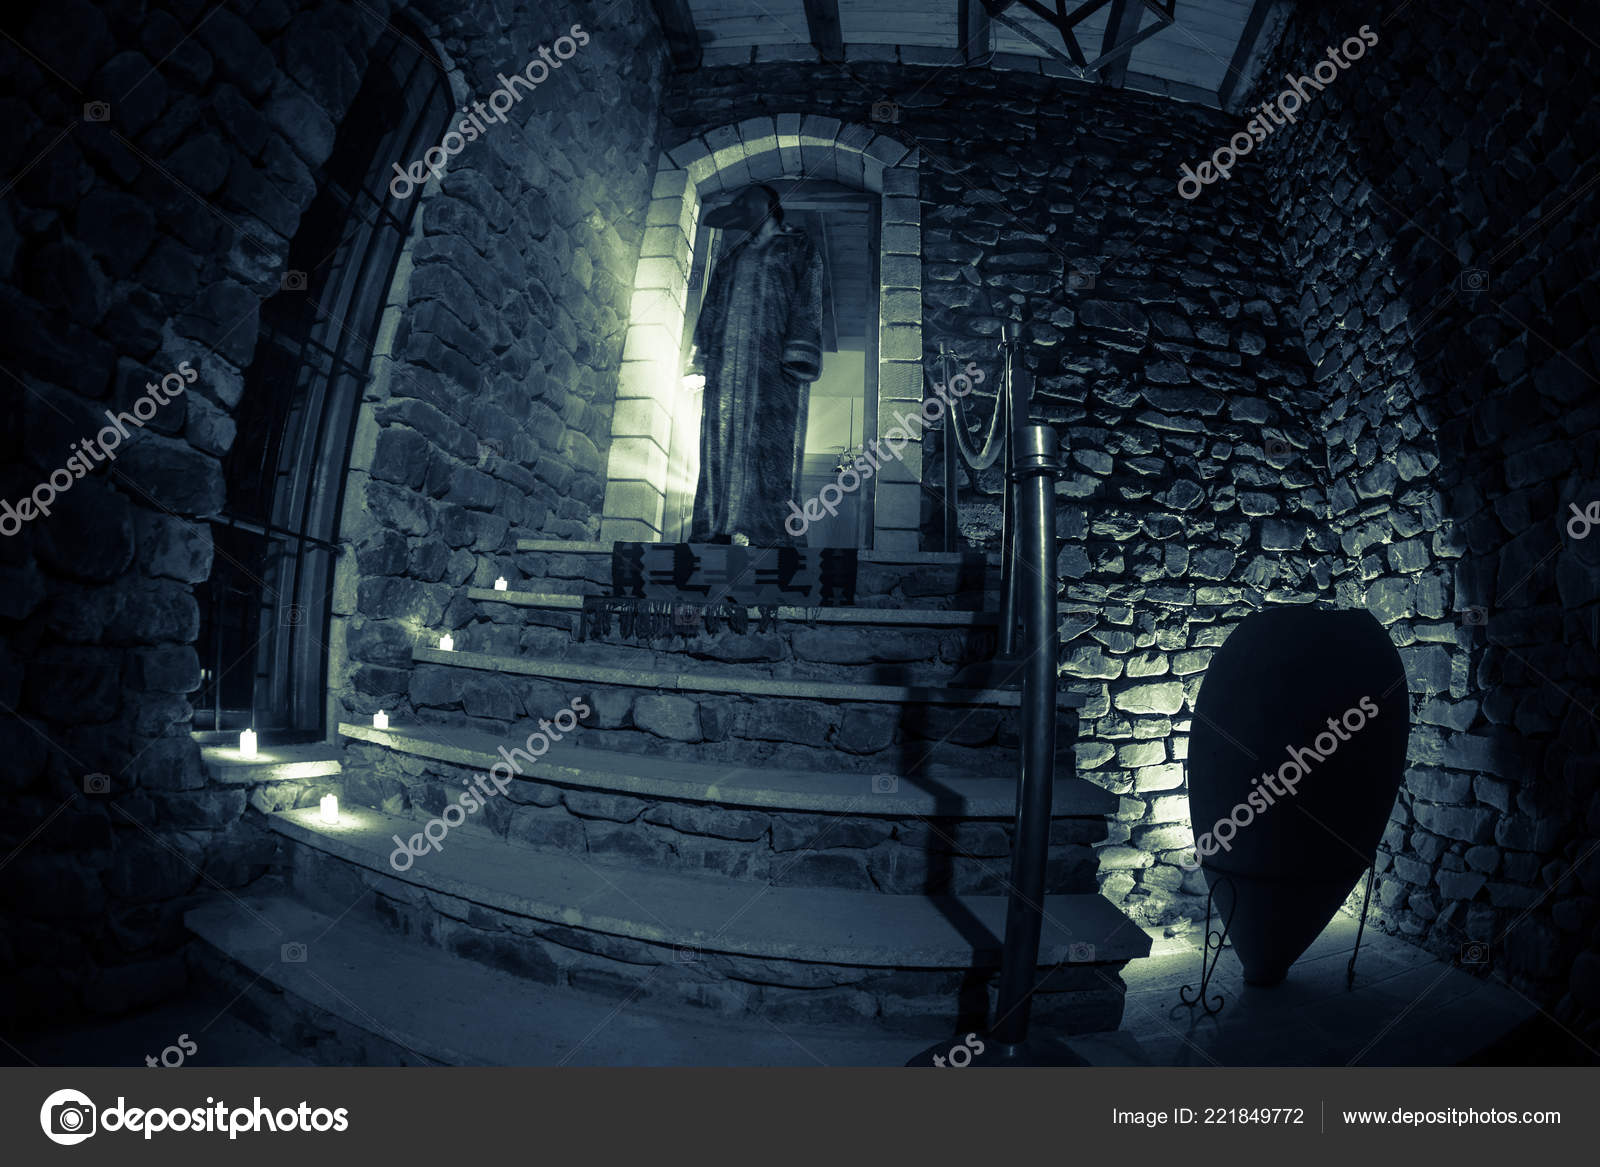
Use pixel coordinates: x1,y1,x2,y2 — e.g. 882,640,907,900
653,0,1288,111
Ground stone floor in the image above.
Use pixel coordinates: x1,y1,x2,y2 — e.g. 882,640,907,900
0,997,316,1069
4,911,1555,1067
1118,913,1546,1066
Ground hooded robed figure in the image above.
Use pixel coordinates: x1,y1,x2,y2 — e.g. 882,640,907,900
687,184,824,545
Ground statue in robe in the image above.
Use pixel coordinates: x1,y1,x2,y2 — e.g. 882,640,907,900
687,184,824,546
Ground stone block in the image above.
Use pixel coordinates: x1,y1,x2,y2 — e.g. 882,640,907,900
1114,682,1185,716
632,694,701,742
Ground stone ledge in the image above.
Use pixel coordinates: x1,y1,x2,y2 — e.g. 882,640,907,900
467,587,1004,626
472,588,1118,627
265,806,1150,968
515,538,1001,566
200,743,342,785
338,720,1116,818
411,646,1089,710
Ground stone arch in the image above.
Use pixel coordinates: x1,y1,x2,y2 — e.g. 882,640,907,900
600,116,925,551
286,14,457,736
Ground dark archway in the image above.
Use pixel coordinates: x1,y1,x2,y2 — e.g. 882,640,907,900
195,20,451,740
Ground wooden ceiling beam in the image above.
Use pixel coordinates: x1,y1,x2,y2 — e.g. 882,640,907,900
803,0,846,63
1098,0,1144,88
1218,0,1275,111
651,0,701,70
960,0,993,66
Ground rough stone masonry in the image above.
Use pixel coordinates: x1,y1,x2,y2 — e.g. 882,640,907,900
0,0,1594,1055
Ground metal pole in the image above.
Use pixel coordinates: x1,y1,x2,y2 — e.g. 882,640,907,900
989,421,1060,1053
939,343,959,552
213,582,223,733
995,323,1020,655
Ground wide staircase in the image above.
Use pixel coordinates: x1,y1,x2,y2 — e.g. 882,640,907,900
186,538,1150,1065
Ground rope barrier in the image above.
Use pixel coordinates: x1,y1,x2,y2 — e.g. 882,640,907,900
936,342,1007,473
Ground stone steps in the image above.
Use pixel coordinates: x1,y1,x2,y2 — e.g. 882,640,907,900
455,602,1002,688
410,645,1087,709
507,539,1003,610
197,740,343,816
469,585,1102,629
259,805,1149,1036
403,644,1088,776
339,721,1114,814
200,742,342,785
214,538,1148,1053
450,540,1105,703
459,593,1099,686
335,720,1113,895
467,588,1006,626
185,893,1149,1065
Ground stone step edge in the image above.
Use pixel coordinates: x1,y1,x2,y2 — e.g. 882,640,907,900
411,646,1090,710
517,539,998,566
187,893,495,1066
268,807,1151,969
199,742,342,785
468,588,1001,626
185,893,1042,1066
469,588,1107,626
336,721,1117,819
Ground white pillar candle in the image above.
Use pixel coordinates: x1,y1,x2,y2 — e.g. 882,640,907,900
239,729,257,758
319,793,339,824
438,633,454,652
373,710,388,729
494,576,508,591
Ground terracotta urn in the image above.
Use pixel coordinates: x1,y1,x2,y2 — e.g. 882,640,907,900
1186,607,1409,986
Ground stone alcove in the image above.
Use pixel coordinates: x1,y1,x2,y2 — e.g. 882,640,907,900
599,115,927,551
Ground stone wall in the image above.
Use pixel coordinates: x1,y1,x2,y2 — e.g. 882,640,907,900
0,0,665,1025
1245,0,1600,1034
662,62,1333,925
6,0,1591,1039
332,0,665,726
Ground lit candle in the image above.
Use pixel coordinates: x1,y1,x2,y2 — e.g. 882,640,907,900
373,710,389,729
494,576,508,591
239,729,257,758
438,633,454,651
319,793,339,824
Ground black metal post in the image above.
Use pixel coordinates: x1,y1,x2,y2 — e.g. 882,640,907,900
939,343,959,552
995,323,1020,655
212,584,223,732
988,421,1061,1055
908,354,1077,1066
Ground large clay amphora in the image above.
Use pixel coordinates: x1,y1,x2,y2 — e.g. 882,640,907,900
1186,607,1409,986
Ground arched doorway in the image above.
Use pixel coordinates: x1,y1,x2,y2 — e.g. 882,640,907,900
193,19,452,741
600,116,924,552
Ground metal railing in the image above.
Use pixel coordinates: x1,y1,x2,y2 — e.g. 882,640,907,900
931,323,1069,1061
935,324,1043,655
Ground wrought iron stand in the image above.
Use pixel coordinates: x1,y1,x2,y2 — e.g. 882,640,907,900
1180,873,1236,1017
1346,862,1377,989
1179,862,1380,1014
